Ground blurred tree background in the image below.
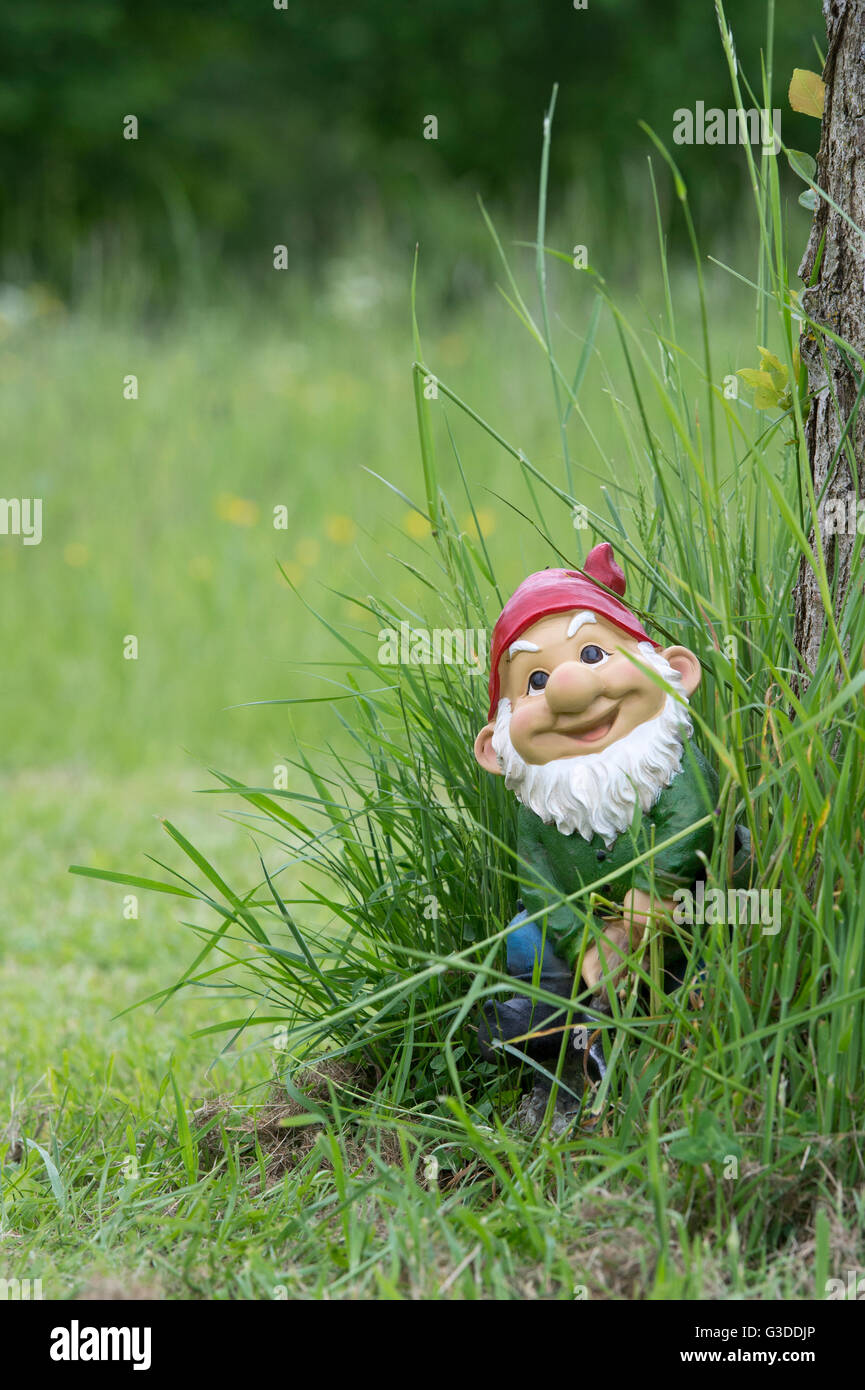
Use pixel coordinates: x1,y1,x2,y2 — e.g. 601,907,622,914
1,0,819,303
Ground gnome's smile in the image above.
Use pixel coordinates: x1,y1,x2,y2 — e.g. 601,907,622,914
557,707,619,744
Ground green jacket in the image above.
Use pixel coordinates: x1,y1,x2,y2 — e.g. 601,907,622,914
516,742,719,970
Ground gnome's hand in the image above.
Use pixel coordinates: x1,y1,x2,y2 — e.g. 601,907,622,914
622,887,669,934
581,923,632,1001
581,890,676,1004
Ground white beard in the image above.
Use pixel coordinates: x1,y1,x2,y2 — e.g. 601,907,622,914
491,645,693,847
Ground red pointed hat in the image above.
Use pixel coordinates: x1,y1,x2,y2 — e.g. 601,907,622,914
486,542,658,719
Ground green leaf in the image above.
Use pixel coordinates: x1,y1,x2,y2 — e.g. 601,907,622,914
638,121,687,201
670,1108,742,1166
410,249,440,533
786,149,817,183
170,1069,198,1184
68,865,196,897
25,1139,66,1209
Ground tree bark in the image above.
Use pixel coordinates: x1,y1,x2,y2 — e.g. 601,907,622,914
794,0,865,673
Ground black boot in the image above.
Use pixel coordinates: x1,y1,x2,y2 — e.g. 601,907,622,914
478,995,607,1083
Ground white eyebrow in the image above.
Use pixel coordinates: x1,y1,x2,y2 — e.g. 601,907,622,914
566,610,598,639
508,639,541,660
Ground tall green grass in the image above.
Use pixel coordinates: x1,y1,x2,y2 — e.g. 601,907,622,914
71,3,865,1296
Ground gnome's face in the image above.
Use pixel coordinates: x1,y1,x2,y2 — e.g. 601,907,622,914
474,606,703,842
490,609,684,764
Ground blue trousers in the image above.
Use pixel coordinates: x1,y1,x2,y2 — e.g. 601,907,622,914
477,908,577,1062
504,908,572,989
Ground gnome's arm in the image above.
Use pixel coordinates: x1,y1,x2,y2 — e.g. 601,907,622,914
630,745,719,901
586,750,721,991
515,810,585,969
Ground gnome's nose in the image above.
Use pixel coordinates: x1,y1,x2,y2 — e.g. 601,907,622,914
544,661,599,715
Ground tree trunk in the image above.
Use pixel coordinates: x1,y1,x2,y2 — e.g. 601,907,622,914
794,0,865,673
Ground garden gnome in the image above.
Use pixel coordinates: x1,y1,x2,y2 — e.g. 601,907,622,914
474,543,717,1128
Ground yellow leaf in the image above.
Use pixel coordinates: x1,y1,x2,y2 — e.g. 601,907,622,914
737,368,780,409
757,346,783,374
757,346,788,392
789,68,825,118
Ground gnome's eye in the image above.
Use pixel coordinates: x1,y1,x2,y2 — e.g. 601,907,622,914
580,644,610,665
526,670,549,695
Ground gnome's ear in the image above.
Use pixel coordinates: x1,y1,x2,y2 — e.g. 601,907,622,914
661,645,702,696
582,542,626,596
474,723,502,775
